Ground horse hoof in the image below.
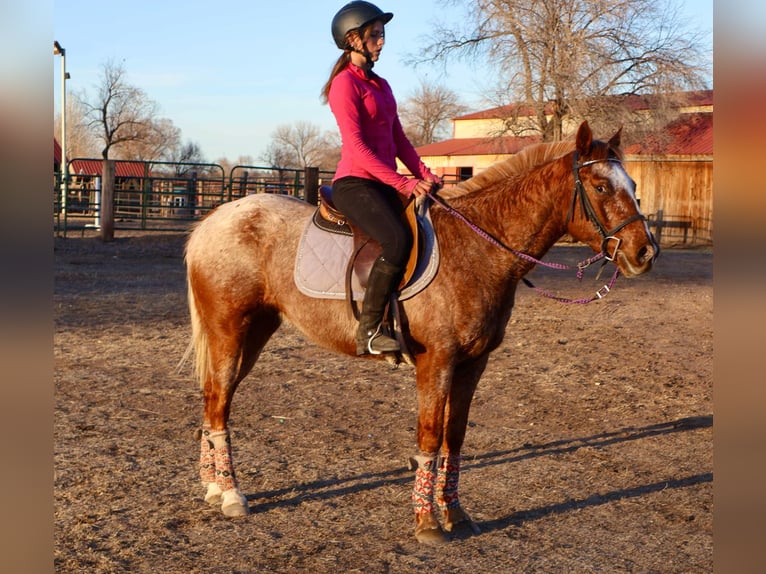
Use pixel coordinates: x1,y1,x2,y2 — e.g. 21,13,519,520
415,527,448,545
204,482,223,506
221,489,249,517
414,513,447,545
443,506,481,535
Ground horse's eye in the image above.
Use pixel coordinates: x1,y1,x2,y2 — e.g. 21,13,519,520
595,185,607,194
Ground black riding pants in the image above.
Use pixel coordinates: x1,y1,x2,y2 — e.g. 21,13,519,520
331,176,412,268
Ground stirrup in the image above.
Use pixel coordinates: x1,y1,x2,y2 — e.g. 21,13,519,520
357,323,400,356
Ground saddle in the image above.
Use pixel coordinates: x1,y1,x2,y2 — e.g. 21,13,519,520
294,186,439,305
314,185,420,289
294,186,439,366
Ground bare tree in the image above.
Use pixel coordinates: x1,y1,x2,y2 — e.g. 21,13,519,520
399,81,467,146
261,121,339,170
274,121,322,168
79,59,176,159
117,117,181,162
314,131,341,171
415,0,711,141
214,155,256,175
171,141,206,164
54,96,100,160
260,140,298,170
164,141,208,176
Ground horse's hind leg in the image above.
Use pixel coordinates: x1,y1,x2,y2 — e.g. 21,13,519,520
198,310,281,517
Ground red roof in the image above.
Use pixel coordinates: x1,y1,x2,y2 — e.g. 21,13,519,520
624,112,713,156
419,112,712,158
69,159,150,178
417,135,541,157
54,138,62,164
454,90,713,121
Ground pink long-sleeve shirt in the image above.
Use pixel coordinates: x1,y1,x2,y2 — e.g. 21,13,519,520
328,64,436,197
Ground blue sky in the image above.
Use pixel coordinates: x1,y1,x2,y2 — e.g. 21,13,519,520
53,0,713,163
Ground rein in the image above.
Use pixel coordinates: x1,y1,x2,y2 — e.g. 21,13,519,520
425,157,631,305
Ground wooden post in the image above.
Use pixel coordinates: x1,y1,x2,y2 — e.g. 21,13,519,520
654,208,664,246
304,166,319,206
100,159,115,242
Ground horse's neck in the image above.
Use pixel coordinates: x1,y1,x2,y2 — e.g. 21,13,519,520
450,177,569,261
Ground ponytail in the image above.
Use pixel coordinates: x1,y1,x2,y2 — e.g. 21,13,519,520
321,51,352,104
320,22,376,104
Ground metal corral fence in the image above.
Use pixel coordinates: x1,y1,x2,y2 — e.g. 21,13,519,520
53,159,335,236
227,165,336,201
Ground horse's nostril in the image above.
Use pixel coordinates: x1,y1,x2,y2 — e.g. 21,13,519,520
638,242,659,264
638,245,649,264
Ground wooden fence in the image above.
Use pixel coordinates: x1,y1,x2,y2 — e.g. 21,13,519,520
626,157,713,246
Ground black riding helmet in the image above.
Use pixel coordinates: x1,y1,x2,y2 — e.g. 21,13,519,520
331,1,393,50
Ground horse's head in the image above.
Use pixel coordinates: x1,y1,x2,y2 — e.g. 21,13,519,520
566,121,659,277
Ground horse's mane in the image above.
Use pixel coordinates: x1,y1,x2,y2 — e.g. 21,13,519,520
439,140,576,200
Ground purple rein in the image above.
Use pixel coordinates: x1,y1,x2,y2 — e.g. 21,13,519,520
425,190,621,305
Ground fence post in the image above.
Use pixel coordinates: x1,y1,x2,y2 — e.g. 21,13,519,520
140,162,151,230
92,176,101,229
100,159,115,242
187,171,198,217
654,208,664,246
304,166,319,206
239,170,249,199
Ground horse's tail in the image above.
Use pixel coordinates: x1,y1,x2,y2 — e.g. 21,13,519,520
176,277,209,391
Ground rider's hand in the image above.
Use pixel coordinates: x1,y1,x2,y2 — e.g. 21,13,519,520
411,179,434,198
428,175,444,190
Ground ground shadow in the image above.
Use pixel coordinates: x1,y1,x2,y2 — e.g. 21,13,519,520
245,415,712,522
459,471,712,540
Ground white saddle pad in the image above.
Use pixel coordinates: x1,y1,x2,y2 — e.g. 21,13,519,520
294,204,440,301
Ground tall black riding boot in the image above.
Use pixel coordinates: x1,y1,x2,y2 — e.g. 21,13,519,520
356,257,403,355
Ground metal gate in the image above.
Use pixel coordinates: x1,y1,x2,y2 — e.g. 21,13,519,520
54,160,337,236
227,165,335,202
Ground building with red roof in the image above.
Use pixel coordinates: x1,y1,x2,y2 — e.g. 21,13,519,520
68,158,151,178
406,90,713,245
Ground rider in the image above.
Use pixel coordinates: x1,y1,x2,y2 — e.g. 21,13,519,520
321,1,441,356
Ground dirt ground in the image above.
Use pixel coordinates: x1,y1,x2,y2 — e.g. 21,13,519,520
54,230,712,573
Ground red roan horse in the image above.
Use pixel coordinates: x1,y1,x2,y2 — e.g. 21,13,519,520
182,121,658,544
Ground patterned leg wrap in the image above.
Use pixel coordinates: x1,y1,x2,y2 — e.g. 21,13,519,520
199,426,216,485
411,453,438,516
436,453,461,511
209,429,238,492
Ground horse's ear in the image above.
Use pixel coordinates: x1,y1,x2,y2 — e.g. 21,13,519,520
609,126,623,149
575,121,593,156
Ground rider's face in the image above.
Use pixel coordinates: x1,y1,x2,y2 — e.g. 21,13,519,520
354,20,385,62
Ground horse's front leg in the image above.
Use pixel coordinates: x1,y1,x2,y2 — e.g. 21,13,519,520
436,357,487,534
410,357,453,544
436,453,474,532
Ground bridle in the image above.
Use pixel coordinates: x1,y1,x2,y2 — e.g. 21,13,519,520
425,151,648,304
569,152,647,261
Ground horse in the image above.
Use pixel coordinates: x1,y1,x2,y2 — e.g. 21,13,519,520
182,121,658,544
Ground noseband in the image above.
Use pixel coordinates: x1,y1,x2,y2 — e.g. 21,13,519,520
569,152,646,260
